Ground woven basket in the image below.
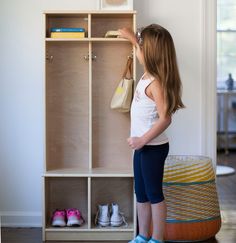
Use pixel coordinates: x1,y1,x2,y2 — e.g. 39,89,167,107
162,155,221,242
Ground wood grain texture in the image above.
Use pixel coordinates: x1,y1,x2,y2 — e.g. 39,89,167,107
92,42,133,170
46,15,88,38
91,14,133,38
45,177,88,227
46,42,90,170
91,177,134,228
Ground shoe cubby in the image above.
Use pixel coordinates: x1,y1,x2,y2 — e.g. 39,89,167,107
91,177,134,230
46,42,89,171
91,13,134,38
43,11,137,241
45,13,89,38
92,42,133,170
44,177,88,229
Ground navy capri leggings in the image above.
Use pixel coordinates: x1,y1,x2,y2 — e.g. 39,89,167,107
133,143,169,204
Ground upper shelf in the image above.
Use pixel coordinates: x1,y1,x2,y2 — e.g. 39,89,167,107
44,11,135,39
45,37,130,42
43,10,137,14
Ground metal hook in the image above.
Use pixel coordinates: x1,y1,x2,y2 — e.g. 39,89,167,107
92,53,97,61
84,54,89,61
84,53,97,61
46,53,54,63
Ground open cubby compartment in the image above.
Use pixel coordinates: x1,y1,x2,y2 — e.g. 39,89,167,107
45,13,89,38
44,177,88,229
92,42,133,170
46,42,90,171
91,177,134,230
91,13,134,38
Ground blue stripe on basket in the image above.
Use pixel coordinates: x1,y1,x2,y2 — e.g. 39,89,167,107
166,215,221,223
163,179,215,186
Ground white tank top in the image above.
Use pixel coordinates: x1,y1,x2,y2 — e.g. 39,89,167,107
130,74,169,145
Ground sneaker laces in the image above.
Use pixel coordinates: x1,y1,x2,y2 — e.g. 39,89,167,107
119,211,128,227
94,208,108,228
67,208,80,217
94,209,99,226
67,208,85,223
110,204,128,227
95,205,128,227
53,209,66,217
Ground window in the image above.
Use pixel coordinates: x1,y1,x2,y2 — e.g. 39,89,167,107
217,0,236,88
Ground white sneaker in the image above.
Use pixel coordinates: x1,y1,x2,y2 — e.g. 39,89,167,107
110,203,127,227
95,204,110,227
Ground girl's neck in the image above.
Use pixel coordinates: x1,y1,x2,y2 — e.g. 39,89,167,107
142,70,151,80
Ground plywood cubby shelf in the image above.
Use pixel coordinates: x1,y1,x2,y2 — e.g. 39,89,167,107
43,10,137,241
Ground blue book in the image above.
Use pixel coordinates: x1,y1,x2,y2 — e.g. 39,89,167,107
51,27,85,32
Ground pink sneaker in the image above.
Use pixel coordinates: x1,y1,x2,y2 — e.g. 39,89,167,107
66,208,85,226
51,209,66,227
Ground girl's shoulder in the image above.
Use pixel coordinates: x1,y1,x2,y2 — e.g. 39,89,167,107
141,72,155,81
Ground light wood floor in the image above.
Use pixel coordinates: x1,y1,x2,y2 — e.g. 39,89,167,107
1,152,236,243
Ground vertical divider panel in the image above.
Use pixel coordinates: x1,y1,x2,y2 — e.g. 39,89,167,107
43,14,47,173
88,13,92,230
88,177,91,228
88,14,91,38
89,41,92,170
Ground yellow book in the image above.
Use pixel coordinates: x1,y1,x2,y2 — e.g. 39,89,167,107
50,32,85,38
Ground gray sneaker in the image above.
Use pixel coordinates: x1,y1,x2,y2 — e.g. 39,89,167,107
110,203,127,227
95,204,110,227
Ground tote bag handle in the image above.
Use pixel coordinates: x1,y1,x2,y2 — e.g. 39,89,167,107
122,57,133,79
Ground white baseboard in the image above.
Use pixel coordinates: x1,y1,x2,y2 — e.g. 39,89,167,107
0,211,42,227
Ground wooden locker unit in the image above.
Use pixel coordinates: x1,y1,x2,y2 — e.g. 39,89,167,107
43,10,137,241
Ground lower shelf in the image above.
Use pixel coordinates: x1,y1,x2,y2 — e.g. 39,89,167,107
44,227,134,241
91,221,134,231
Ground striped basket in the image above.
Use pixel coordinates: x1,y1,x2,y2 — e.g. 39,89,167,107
163,155,221,242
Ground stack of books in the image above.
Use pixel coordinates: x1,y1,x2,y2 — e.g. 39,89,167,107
50,28,85,38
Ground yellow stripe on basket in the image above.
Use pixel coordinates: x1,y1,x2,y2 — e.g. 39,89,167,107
164,161,211,171
163,170,214,183
164,161,213,174
164,161,213,172
163,163,215,183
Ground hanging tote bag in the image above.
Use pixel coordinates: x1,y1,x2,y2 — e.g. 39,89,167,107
110,57,134,112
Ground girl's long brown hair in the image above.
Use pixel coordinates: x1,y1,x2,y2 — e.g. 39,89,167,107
139,24,185,115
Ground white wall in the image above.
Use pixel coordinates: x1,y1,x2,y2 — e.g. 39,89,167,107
0,0,215,226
